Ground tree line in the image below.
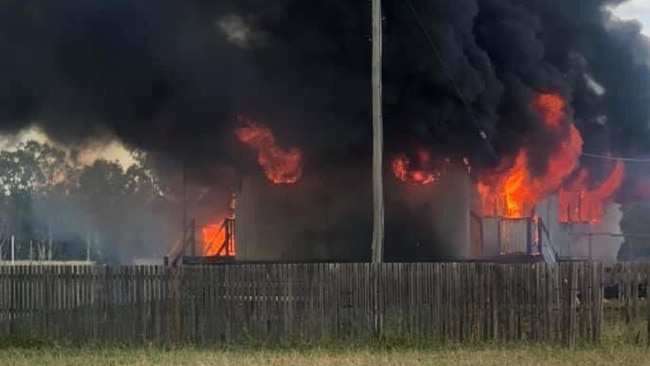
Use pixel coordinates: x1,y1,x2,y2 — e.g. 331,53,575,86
0,141,167,263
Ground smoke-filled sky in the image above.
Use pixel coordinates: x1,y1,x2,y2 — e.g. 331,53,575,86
0,126,135,167
2,0,650,187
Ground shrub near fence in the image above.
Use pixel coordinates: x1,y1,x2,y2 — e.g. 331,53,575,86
0,262,648,346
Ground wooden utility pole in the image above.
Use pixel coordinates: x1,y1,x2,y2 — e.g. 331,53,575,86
371,0,384,263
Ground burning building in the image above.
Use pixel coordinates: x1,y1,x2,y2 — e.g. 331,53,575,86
462,94,626,263
235,168,372,261
172,93,628,264
234,161,472,263
556,159,627,262
233,117,473,262
385,156,473,261
231,121,472,262
467,94,582,262
231,117,371,261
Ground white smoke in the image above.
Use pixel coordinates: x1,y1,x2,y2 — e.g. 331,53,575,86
611,0,650,37
0,125,136,168
217,14,266,49
585,73,606,96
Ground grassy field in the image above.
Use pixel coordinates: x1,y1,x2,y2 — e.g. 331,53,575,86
1,319,647,366
0,343,649,366
0,304,646,366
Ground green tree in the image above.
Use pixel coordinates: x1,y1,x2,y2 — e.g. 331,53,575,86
0,144,40,257
73,153,167,263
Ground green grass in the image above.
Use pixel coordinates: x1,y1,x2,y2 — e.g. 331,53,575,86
0,343,649,366
0,310,648,366
1,327,649,366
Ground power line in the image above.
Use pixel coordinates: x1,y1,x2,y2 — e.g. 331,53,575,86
403,0,498,161
581,152,650,163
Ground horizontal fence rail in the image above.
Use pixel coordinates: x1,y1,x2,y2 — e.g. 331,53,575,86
0,262,648,346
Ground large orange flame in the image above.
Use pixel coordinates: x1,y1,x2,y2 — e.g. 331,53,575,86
202,222,236,257
478,94,583,218
202,194,236,257
558,159,625,224
235,116,303,184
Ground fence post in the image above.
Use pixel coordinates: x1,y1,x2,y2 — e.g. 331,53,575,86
593,262,603,343
623,264,634,342
565,263,578,349
372,263,381,339
646,264,650,347
170,267,182,344
135,266,144,342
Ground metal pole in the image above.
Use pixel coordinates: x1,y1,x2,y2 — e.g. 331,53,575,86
371,0,384,264
588,233,593,262
10,235,14,265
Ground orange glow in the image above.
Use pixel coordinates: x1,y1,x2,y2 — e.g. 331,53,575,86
478,94,583,218
392,150,439,185
558,159,625,224
535,94,563,128
202,221,227,256
392,150,468,185
235,116,303,184
462,158,471,173
202,194,236,257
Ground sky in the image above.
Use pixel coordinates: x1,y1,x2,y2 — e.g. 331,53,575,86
614,0,650,36
0,0,645,169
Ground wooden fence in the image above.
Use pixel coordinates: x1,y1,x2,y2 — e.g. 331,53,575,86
0,262,648,346
602,263,650,344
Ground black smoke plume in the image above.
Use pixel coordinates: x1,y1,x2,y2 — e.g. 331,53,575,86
1,0,649,184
